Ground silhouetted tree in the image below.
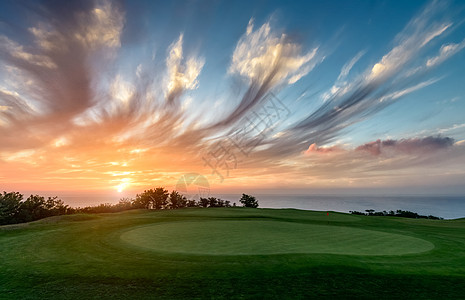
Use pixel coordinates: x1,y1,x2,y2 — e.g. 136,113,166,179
115,198,134,211
186,199,198,207
153,187,169,209
199,197,209,208
169,191,186,209
133,191,152,209
239,194,259,208
208,197,218,207
18,195,48,222
350,209,442,220
365,209,375,215
133,187,169,209
1,192,70,224
0,191,23,225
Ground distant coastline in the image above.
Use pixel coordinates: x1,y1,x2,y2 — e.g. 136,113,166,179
54,194,465,220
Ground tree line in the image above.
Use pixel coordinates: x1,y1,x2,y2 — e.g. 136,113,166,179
0,189,259,225
349,209,442,220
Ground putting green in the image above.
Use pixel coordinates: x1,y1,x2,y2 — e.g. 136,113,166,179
120,220,434,256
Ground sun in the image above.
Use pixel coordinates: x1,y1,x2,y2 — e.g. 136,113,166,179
115,178,130,193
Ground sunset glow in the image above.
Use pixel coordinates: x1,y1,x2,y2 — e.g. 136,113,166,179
1,0,465,199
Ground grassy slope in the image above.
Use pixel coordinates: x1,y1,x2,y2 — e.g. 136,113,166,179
1,208,464,299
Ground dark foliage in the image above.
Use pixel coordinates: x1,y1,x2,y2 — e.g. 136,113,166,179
0,192,72,225
350,209,442,220
133,188,169,209
239,194,259,208
1,188,252,225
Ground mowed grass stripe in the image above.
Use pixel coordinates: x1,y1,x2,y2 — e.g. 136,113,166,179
120,220,434,255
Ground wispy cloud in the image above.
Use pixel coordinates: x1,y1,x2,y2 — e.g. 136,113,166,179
209,19,322,130
261,1,457,158
338,50,365,81
229,19,320,86
427,38,465,67
165,34,205,105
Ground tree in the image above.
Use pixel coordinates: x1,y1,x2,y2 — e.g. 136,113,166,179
133,191,152,209
115,198,133,211
208,197,218,207
186,199,197,207
169,191,186,209
365,209,375,216
199,197,209,208
239,194,259,208
0,191,23,225
18,195,48,222
152,187,169,209
45,196,68,215
134,187,169,209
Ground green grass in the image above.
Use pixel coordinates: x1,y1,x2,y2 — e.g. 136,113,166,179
121,220,433,255
1,208,464,299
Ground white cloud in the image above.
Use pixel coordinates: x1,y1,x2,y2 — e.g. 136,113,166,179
438,123,465,134
427,39,465,67
229,19,320,86
165,34,205,102
378,78,440,102
367,20,451,80
338,50,365,80
246,18,254,35
110,75,134,104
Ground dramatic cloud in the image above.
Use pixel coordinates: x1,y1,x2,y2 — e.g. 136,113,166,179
0,0,464,194
260,1,458,159
209,19,322,130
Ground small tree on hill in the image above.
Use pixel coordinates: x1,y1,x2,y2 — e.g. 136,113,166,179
208,197,218,207
152,187,169,209
239,194,258,208
0,191,23,225
169,191,186,209
199,197,209,208
134,187,169,209
186,199,197,207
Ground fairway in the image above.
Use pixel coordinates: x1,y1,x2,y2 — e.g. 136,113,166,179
121,220,434,255
1,208,465,299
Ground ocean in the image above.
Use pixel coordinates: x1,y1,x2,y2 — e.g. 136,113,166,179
59,193,465,220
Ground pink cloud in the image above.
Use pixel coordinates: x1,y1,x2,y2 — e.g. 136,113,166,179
304,143,341,155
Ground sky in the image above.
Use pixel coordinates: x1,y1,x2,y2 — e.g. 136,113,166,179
1,0,465,199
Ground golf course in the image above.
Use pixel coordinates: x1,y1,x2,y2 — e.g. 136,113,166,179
1,208,464,299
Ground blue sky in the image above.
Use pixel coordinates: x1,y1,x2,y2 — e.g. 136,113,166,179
0,0,465,196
